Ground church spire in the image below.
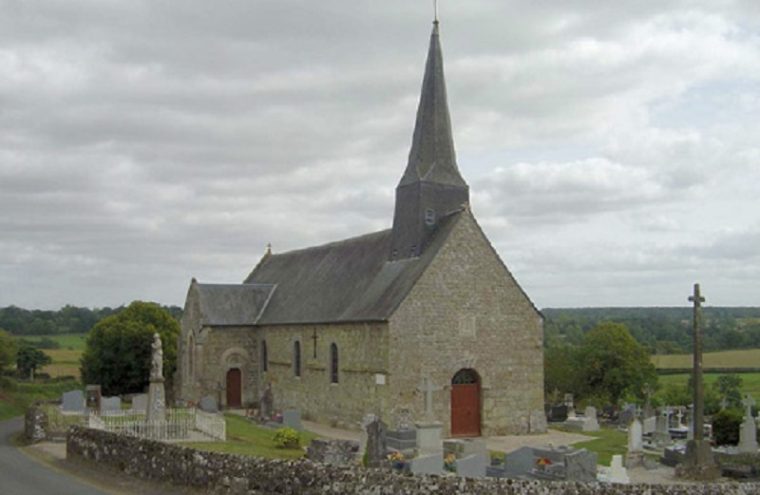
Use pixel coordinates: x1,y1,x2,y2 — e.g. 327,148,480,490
390,20,469,260
399,20,466,188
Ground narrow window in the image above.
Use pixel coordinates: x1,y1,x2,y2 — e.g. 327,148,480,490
425,208,436,226
294,341,301,377
187,334,194,379
261,339,268,372
330,343,339,384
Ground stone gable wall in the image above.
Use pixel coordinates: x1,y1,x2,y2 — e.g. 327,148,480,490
67,427,758,495
389,210,546,436
255,322,390,428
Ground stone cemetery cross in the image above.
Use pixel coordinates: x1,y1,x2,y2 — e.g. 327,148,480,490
417,377,441,421
743,394,756,419
688,283,705,443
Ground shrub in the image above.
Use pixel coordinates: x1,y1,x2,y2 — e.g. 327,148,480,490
712,409,742,446
273,427,300,449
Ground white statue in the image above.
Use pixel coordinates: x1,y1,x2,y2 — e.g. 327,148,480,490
151,333,163,380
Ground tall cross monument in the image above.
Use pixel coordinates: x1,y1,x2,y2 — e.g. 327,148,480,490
678,283,719,479
688,283,705,443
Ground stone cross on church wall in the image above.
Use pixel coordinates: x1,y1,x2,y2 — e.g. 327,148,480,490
417,377,441,421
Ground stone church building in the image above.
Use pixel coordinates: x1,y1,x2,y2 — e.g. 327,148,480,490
177,22,546,437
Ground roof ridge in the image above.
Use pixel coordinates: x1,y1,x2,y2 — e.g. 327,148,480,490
265,228,392,258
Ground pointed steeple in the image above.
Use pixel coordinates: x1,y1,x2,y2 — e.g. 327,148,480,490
390,21,469,261
399,21,466,188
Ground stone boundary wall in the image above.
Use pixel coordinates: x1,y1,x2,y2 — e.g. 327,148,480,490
67,427,760,495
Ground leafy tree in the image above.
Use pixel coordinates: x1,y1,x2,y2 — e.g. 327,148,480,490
543,344,580,399
80,301,179,396
575,322,658,405
0,329,17,373
712,408,743,446
16,342,51,379
714,374,743,409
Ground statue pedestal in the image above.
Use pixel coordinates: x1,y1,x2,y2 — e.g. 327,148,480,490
147,377,166,423
415,421,442,453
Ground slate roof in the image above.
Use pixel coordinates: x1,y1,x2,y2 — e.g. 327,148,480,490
243,210,464,325
194,283,275,326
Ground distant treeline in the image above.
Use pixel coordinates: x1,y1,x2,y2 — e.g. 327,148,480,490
0,304,183,336
543,307,760,355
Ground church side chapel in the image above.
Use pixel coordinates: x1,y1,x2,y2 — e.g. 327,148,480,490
177,20,546,437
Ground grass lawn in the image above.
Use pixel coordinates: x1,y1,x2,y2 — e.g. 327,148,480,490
652,348,760,369
0,377,81,421
570,427,628,466
186,414,319,459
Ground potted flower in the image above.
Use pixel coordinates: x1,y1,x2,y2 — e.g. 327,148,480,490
387,451,406,471
443,453,457,473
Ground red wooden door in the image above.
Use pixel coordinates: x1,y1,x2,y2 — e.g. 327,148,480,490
226,368,242,408
451,382,480,436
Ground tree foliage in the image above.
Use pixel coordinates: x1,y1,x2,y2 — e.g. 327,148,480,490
80,301,179,396
545,322,658,406
0,329,17,373
16,342,51,379
712,408,743,446
0,304,182,336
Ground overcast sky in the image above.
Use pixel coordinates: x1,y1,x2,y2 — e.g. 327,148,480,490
2,1,760,310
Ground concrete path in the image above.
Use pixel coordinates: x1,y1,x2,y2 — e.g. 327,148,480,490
0,417,107,495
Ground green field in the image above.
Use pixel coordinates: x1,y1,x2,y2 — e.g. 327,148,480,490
16,333,87,379
657,372,760,403
652,348,760,369
187,414,319,459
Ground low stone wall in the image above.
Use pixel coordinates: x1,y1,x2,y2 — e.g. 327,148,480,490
67,427,760,495
24,403,48,443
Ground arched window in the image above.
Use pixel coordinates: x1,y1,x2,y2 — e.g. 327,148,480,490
187,334,194,379
261,339,268,372
293,341,301,377
330,343,339,384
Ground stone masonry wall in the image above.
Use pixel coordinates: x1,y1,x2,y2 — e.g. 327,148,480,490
256,322,390,429
389,210,546,436
67,427,760,495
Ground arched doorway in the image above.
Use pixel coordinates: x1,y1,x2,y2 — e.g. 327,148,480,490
226,368,242,408
451,369,481,437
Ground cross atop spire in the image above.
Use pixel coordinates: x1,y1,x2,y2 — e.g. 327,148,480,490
434,0,439,24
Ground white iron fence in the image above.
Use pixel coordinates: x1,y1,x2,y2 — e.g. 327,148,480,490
87,408,225,441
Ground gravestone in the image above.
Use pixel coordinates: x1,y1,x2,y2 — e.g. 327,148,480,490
444,438,487,458
259,383,273,421
583,406,600,432
565,449,598,482
628,418,643,452
283,409,302,431
199,395,219,413
643,415,656,435
530,445,597,482
365,418,388,468
387,428,417,453
61,390,85,414
501,446,535,479
564,393,576,418
739,395,758,454
457,453,488,478
85,385,101,411
653,410,671,446
410,452,443,475
548,405,568,423
100,396,121,413
626,418,646,468
618,404,635,427
607,455,630,484
131,393,148,413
